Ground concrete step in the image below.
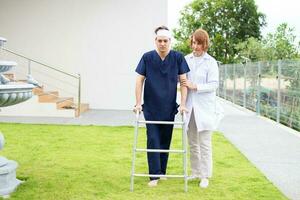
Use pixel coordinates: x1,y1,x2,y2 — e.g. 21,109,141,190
56,97,74,109
38,91,59,102
75,103,89,117
32,86,44,95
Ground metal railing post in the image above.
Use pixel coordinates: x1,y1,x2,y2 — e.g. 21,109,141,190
224,65,227,100
243,62,247,108
77,74,81,117
233,64,236,104
277,60,282,123
216,62,220,97
28,59,31,75
257,62,261,115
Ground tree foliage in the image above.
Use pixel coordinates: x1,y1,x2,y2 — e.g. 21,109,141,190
173,0,266,63
264,23,299,60
235,23,300,62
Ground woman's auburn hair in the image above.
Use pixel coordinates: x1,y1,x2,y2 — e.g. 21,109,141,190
190,28,210,51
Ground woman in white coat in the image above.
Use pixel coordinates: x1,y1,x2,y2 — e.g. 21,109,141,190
183,28,222,188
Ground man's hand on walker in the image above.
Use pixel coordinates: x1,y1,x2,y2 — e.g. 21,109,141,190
179,105,189,114
133,105,142,113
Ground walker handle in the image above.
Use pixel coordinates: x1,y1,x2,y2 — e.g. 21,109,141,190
135,110,140,121
181,111,187,122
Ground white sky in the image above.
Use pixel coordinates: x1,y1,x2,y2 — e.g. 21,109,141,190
168,0,300,39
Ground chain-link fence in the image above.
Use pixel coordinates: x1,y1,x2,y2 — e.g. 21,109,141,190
218,60,300,131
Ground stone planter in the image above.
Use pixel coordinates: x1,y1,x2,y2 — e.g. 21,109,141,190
0,133,23,198
0,61,17,73
0,37,6,47
0,159,22,198
0,84,35,107
0,37,36,197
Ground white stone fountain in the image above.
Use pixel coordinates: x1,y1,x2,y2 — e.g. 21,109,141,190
0,37,35,198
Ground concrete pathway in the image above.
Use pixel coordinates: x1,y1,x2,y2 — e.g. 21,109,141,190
219,99,300,200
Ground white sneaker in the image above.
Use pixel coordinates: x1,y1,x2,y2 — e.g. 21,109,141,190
186,175,200,181
199,178,209,188
148,179,158,187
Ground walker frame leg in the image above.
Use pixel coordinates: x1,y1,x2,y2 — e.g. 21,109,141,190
130,112,139,191
130,112,188,192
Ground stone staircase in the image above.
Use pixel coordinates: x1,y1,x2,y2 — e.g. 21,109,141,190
0,73,89,117
33,87,89,117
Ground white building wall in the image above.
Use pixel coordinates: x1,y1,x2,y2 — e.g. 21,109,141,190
0,0,168,110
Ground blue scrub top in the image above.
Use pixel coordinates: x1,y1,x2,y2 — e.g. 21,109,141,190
135,50,190,121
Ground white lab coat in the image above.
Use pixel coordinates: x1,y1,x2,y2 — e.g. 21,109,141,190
185,52,224,132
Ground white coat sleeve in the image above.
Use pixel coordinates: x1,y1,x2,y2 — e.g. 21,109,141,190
196,60,219,93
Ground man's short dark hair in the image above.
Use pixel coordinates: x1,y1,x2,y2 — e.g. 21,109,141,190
154,26,169,34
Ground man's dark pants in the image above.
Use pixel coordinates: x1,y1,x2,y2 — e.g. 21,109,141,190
146,117,175,180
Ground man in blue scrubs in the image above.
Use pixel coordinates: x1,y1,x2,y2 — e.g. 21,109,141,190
134,26,190,187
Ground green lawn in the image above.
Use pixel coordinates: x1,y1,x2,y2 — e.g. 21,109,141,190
0,123,286,200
